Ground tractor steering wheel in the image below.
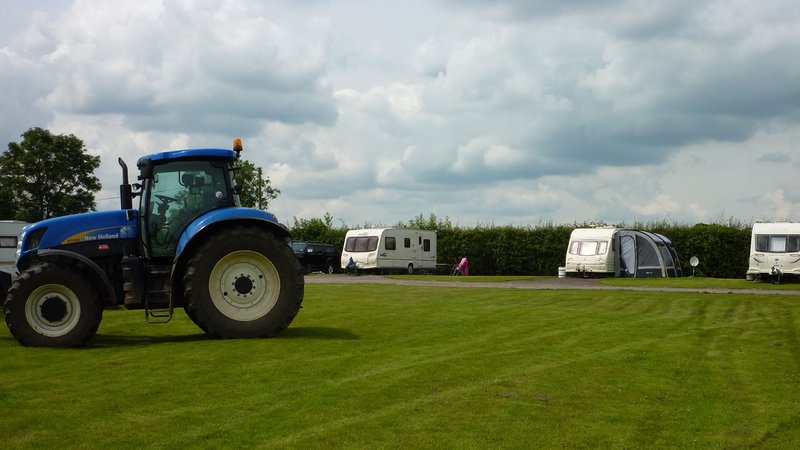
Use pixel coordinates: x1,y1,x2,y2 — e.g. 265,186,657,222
155,194,178,204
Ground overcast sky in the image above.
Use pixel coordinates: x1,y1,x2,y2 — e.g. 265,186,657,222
2,0,799,227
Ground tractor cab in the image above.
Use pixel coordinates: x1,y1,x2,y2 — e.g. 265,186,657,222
137,152,239,258
118,139,244,260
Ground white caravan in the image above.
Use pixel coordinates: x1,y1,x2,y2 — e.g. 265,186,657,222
565,227,617,276
340,228,437,274
1,220,29,274
746,222,800,280
1,221,29,298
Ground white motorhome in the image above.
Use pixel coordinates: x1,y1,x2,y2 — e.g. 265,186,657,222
340,228,436,274
1,220,29,274
747,222,800,280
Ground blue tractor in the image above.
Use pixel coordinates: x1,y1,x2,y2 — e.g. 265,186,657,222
4,139,304,347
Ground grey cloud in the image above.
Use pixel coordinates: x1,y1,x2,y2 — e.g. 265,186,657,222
10,0,338,141
443,0,624,20
783,188,800,203
757,152,791,164
0,51,55,147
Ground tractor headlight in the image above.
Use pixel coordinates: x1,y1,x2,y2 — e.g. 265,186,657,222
23,227,47,252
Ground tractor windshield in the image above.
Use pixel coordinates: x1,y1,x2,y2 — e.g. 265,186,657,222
142,159,233,257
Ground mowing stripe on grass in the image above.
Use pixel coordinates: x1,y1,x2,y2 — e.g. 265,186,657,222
1,284,799,448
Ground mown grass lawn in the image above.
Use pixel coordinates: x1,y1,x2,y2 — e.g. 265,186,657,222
2,283,800,448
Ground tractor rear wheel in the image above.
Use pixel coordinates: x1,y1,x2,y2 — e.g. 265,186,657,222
4,263,103,347
183,227,304,339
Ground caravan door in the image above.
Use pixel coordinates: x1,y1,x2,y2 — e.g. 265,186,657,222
635,234,664,277
618,234,636,277
411,233,421,267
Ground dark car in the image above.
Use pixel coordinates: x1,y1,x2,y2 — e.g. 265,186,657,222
290,241,341,274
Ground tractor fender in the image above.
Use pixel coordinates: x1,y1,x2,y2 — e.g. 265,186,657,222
174,208,289,258
33,249,116,305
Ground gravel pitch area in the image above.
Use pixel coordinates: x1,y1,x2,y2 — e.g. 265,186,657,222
304,274,800,295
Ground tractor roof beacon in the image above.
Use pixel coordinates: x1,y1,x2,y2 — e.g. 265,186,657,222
4,139,304,347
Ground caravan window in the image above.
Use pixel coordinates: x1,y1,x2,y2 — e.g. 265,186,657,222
385,237,396,250
755,235,800,253
771,236,786,252
345,236,379,252
579,241,599,256
0,236,17,248
404,238,411,248
570,240,609,256
423,239,431,252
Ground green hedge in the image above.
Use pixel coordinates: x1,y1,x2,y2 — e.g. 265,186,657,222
290,214,753,279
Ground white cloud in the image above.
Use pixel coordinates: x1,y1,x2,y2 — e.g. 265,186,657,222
3,0,800,228
631,194,681,216
760,189,795,222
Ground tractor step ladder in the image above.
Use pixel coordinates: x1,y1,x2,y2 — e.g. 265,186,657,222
145,292,173,323
145,267,173,323
145,304,173,323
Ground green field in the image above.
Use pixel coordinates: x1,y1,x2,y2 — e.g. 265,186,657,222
2,283,800,448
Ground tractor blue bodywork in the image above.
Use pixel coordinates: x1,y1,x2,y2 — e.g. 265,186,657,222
13,147,288,308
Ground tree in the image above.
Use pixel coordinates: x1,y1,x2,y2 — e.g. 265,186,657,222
0,187,16,220
234,160,280,210
0,127,101,222
291,212,347,248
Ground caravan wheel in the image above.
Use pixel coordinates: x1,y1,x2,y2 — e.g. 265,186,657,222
407,264,414,275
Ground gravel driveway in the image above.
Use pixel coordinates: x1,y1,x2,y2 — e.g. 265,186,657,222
304,274,800,295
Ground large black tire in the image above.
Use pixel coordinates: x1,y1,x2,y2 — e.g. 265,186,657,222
183,226,304,339
4,263,103,347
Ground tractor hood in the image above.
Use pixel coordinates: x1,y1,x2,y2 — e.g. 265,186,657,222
17,210,138,264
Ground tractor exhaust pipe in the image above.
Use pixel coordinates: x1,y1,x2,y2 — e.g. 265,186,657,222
118,157,133,210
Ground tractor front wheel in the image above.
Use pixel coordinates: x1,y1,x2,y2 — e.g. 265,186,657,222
4,263,103,347
183,227,304,338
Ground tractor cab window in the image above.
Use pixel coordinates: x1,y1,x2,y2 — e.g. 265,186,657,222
144,160,231,257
